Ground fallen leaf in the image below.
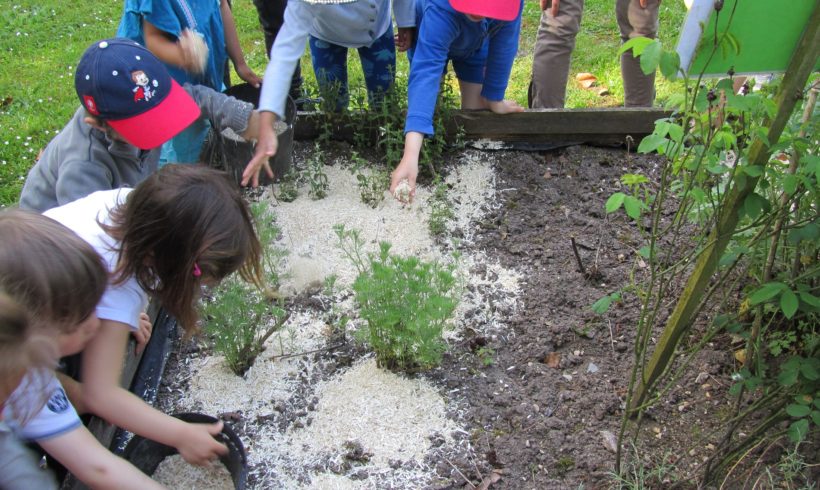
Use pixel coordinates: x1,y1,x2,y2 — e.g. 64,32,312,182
546,352,561,368
477,469,503,490
579,78,597,89
734,348,746,365
575,72,597,82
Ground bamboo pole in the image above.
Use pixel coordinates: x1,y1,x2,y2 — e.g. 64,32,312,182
630,2,820,409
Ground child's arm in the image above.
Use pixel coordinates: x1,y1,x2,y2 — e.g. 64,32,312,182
389,3,458,199
246,3,309,187
39,426,164,490
81,321,227,466
220,0,262,87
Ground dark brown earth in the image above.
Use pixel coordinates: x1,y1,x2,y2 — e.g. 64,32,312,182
153,142,816,489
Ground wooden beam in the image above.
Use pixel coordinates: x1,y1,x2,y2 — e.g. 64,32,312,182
293,108,671,145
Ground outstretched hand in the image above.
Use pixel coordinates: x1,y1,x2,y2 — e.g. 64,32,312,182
243,113,278,187
176,420,228,466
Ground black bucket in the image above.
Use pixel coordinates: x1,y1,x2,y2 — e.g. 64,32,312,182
122,412,248,489
202,83,296,185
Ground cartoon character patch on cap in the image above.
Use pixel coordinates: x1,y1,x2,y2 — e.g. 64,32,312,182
131,70,158,102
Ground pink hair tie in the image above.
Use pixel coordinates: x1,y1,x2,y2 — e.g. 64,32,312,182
193,263,202,277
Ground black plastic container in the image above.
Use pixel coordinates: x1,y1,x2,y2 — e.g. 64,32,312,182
122,412,248,489
201,83,295,185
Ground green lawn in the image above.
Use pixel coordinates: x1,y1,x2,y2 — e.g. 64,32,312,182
0,0,686,206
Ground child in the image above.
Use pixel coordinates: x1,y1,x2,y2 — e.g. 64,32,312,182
0,210,164,489
20,38,261,213
42,164,264,466
245,0,416,187
118,0,262,164
388,0,525,201
0,293,59,490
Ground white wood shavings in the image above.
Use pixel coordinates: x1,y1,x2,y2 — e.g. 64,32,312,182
268,164,440,292
288,358,459,465
247,358,461,489
152,454,233,490
444,152,500,242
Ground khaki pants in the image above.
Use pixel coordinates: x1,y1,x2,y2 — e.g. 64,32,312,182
530,0,659,108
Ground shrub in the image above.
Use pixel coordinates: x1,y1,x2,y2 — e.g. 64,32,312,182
335,225,459,371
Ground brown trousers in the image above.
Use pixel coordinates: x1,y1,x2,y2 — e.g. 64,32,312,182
530,0,660,108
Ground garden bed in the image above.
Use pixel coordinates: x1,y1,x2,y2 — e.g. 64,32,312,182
150,142,799,488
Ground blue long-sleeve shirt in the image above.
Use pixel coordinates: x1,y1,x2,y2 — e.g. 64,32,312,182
405,0,522,135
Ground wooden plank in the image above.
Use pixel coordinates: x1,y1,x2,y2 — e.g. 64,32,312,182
293,108,670,145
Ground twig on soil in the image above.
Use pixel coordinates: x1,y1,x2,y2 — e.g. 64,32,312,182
445,457,476,489
607,318,615,352
570,237,587,276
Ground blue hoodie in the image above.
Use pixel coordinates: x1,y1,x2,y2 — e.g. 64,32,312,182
405,0,523,135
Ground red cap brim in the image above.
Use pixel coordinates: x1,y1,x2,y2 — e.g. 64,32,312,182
107,79,201,150
449,0,521,21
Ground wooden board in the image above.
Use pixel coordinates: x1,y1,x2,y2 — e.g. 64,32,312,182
293,108,670,147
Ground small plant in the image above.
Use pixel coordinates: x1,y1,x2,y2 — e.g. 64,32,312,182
250,202,288,291
476,346,495,367
306,143,329,200
273,165,300,203
428,177,454,236
335,224,459,371
202,280,289,375
201,203,290,375
350,151,389,208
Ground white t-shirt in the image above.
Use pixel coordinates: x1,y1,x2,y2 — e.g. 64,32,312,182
44,189,147,331
2,372,81,441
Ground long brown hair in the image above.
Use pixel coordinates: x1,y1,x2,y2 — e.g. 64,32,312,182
103,164,264,333
0,209,108,334
0,292,58,423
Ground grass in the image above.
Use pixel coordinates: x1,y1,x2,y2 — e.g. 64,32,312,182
0,0,686,206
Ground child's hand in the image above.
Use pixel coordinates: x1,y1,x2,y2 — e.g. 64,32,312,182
133,312,153,355
178,29,208,74
236,63,262,89
389,158,418,203
485,99,525,115
395,27,415,52
243,112,278,187
176,420,228,466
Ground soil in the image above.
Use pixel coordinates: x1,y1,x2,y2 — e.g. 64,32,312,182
152,142,816,489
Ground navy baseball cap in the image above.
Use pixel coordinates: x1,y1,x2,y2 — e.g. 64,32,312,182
75,38,201,150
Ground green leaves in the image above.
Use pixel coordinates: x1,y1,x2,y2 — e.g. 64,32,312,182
639,41,662,76
606,192,646,220
341,228,459,371
591,292,622,315
749,282,817,320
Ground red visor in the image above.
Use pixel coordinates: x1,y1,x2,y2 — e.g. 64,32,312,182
449,0,521,21
107,79,201,150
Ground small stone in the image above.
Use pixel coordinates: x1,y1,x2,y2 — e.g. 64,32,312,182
562,374,573,381
601,431,618,453
586,362,599,374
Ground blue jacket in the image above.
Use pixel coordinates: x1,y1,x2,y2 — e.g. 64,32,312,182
405,0,522,135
